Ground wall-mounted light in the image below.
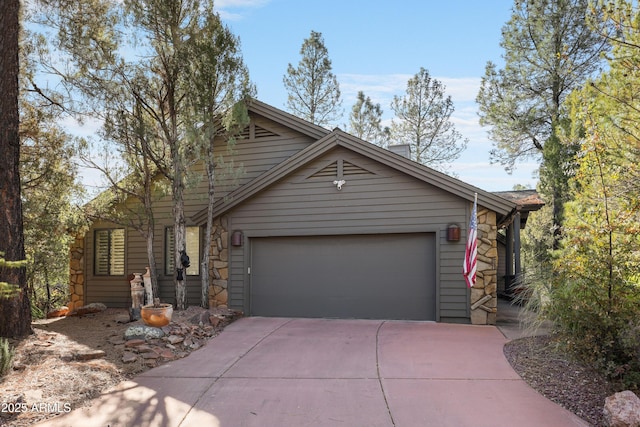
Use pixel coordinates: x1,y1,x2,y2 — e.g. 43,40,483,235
447,224,461,242
231,230,244,247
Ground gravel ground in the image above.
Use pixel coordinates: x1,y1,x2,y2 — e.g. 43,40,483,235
504,334,617,426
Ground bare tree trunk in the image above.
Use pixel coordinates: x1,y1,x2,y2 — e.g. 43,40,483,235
145,229,159,300
173,154,187,310
201,142,215,308
0,0,32,338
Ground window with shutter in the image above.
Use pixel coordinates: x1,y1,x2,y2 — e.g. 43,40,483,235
94,228,125,276
165,226,200,276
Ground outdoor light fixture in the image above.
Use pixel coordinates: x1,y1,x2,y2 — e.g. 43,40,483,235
231,230,244,247
447,223,461,242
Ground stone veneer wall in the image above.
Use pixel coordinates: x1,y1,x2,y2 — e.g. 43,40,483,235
470,206,498,325
208,216,229,308
69,236,85,311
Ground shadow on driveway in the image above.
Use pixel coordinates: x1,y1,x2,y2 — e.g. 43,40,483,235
37,317,587,427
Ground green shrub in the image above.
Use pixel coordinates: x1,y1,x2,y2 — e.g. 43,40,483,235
546,274,640,390
0,338,15,377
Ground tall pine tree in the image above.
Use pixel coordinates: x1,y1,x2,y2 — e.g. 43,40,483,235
390,68,467,171
283,31,342,127
0,0,32,338
476,0,608,241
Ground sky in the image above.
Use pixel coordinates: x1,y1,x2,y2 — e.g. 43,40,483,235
70,0,540,194
212,0,540,192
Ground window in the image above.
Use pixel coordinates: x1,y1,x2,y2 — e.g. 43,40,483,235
94,228,125,276
165,226,200,276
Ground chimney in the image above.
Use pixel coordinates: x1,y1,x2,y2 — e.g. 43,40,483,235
388,144,411,159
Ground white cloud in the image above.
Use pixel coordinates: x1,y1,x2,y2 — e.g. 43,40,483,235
216,0,270,20
338,73,482,115
438,77,481,103
335,73,540,191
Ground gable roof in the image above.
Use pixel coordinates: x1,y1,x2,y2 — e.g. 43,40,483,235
192,126,517,225
247,99,330,140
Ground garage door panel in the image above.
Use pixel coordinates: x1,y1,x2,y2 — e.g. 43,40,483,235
250,234,436,320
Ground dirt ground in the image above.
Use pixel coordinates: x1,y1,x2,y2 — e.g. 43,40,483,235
0,308,627,427
0,306,240,427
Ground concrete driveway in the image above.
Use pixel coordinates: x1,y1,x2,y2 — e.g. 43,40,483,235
38,318,587,427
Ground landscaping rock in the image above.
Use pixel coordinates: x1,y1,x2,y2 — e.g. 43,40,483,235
122,352,138,363
68,302,108,317
46,307,69,318
166,335,184,345
115,314,132,324
604,390,640,427
124,325,165,341
74,349,107,361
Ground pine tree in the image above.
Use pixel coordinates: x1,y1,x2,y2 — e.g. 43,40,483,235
476,0,608,240
0,0,32,338
283,30,342,127
348,91,390,146
390,68,467,171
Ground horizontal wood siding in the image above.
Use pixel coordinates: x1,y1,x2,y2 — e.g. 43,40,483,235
226,147,470,321
84,112,315,308
213,115,316,198
85,163,210,308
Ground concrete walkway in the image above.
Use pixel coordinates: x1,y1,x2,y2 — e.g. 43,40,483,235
38,317,587,427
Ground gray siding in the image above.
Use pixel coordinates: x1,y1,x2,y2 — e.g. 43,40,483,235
225,147,470,321
213,115,317,198
83,112,317,308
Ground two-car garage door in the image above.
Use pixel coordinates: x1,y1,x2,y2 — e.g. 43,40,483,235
249,233,436,320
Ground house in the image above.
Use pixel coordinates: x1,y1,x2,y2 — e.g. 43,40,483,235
68,99,540,325
493,190,546,297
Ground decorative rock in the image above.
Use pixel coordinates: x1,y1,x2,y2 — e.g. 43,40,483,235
114,314,131,324
74,349,107,361
135,344,153,353
122,352,138,363
604,390,640,427
124,325,165,341
166,335,184,345
46,307,69,318
141,352,159,360
73,302,107,316
108,336,126,345
159,349,176,360
124,339,146,348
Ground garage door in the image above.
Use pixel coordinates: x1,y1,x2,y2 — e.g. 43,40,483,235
250,233,436,320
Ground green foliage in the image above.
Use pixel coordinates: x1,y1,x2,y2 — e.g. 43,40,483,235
34,0,253,310
0,338,14,377
283,30,342,127
348,91,390,146
547,1,640,388
0,253,26,299
477,0,608,243
18,23,86,316
390,67,467,172
477,0,607,170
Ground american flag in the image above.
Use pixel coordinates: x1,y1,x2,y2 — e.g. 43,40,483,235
463,195,478,288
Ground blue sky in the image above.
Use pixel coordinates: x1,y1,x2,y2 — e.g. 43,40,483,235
213,0,540,191
69,0,539,193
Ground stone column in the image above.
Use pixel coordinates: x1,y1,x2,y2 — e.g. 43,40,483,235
68,236,85,311
470,206,498,325
208,216,229,308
